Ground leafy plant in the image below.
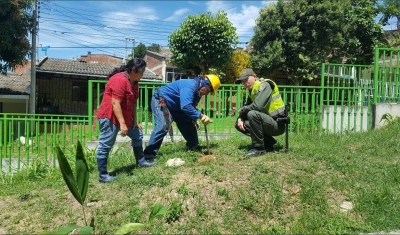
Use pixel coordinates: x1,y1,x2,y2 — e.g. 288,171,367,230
44,140,167,235
380,113,394,124
115,203,167,234
43,140,92,234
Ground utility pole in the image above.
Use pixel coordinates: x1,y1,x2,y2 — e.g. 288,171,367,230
30,0,37,115
126,37,135,59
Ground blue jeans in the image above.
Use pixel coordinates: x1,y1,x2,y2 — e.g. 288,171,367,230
96,118,143,159
144,95,199,157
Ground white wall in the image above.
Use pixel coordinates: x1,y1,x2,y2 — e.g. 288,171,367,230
322,103,400,132
372,103,400,129
322,105,370,133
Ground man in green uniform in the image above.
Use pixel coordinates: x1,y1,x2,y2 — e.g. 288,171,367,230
235,68,286,157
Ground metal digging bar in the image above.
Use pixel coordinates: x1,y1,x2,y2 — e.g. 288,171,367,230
276,105,290,152
204,124,210,155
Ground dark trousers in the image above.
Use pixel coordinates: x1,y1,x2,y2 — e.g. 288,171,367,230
144,95,199,157
235,110,285,148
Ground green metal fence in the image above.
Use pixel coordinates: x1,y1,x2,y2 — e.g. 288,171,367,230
2,47,400,173
320,63,375,133
374,47,400,103
0,114,89,173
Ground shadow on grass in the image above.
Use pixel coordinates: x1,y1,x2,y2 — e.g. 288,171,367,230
160,142,220,155
238,142,285,152
110,163,142,176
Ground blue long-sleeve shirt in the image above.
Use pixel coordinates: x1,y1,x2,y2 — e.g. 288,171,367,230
157,78,202,120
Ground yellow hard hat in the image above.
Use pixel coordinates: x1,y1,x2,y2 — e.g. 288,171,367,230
205,74,221,95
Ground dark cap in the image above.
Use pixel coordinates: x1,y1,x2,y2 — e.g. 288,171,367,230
237,68,255,83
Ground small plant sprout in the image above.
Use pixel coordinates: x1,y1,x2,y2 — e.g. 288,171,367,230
115,203,167,234
380,113,394,124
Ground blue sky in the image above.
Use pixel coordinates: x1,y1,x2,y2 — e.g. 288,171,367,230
37,0,397,61
37,1,272,60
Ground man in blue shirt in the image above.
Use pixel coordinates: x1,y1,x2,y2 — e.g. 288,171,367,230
144,74,221,160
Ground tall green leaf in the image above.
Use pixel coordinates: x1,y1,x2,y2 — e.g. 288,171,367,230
41,224,80,234
78,226,93,234
115,223,147,235
56,147,83,204
75,141,89,204
148,203,167,223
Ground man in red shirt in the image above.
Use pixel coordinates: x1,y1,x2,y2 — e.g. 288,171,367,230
96,58,155,183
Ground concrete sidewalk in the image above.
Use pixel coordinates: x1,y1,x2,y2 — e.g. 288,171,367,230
85,132,230,153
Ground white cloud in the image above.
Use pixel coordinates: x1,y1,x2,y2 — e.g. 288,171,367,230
206,1,262,44
261,1,277,6
129,6,159,21
228,5,260,31
164,8,191,22
206,1,233,13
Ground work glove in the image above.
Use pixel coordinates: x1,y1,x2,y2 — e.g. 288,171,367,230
200,114,212,126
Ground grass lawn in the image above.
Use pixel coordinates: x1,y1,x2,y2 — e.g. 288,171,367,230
1,119,400,234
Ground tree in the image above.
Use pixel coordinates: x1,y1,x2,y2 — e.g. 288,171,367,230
378,0,400,30
250,0,385,85
132,42,147,58
210,50,251,84
0,0,33,75
168,11,239,75
130,43,160,59
147,43,161,53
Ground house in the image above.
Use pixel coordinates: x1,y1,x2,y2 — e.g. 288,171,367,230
0,55,162,115
143,48,192,82
76,52,123,64
0,72,31,113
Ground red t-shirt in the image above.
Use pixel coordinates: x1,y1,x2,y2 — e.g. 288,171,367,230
96,72,139,127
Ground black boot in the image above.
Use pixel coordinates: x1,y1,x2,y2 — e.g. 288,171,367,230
264,136,277,151
97,158,115,183
244,147,266,157
133,147,156,167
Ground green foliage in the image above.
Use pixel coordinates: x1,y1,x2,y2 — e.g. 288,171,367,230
380,113,394,124
115,203,167,234
56,141,89,205
166,200,183,223
377,0,400,29
130,43,161,59
0,0,33,74
132,42,147,59
44,141,91,234
147,43,161,53
250,0,386,85
168,11,239,75
211,50,251,84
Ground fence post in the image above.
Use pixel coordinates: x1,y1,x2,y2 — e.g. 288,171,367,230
88,80,93,141
373,47,379,104
320,63,325,132
2,114,7,158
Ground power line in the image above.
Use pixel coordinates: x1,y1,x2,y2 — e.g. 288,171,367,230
37,0,253,57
